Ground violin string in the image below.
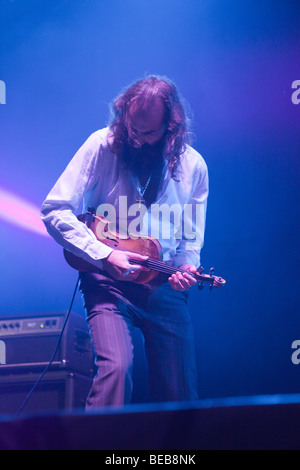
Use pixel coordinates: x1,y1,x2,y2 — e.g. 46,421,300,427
130,258,204,279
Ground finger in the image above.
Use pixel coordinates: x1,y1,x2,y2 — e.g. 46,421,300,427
168,276,185,292
130,253,149,261
127,263,146,272
169,273,188,291
176,272,193,289
182,272,197,284
123,265,140,276
213,278,223,288
187,266,197,273
123,269,139,278
128,253,149,270
127,254,150,272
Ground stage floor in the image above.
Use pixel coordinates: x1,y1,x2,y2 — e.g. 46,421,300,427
1,393,300,450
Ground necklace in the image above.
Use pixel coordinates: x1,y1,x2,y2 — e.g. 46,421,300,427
136,174,152,208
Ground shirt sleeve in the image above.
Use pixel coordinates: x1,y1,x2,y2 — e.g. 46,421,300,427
41,132,113,269
173,158,209,268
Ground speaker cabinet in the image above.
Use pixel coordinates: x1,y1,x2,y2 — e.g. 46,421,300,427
0,311,95,414
0,370,92,414
0,311,95,377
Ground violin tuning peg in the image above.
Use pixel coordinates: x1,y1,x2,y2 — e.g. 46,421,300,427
198,266,204,274
198,283,204,290
209,267,215,276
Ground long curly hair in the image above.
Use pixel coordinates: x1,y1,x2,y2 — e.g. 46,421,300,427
108,75,192,179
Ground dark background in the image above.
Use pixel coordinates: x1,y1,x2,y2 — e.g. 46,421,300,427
0,0,299,402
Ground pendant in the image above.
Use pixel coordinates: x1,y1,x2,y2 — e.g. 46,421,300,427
136,173,152,209
136,197,145,209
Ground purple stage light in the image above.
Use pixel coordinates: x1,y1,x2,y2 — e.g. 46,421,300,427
0,188,49,237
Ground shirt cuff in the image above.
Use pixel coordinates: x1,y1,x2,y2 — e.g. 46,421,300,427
80,240,114,270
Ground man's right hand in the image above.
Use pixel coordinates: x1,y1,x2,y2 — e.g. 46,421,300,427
102,250,149,281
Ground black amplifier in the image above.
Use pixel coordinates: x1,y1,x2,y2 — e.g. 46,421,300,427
0,311,95,377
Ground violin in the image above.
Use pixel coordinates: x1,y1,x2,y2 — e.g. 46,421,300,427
63,209,226,289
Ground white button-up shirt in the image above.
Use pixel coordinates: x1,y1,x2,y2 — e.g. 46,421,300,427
41,128,209,269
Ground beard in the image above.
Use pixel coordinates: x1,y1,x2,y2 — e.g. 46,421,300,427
122,138,166,177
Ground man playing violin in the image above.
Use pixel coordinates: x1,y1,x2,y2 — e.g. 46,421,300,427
41,75,209,408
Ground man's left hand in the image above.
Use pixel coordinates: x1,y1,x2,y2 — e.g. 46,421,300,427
168,264,198,292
